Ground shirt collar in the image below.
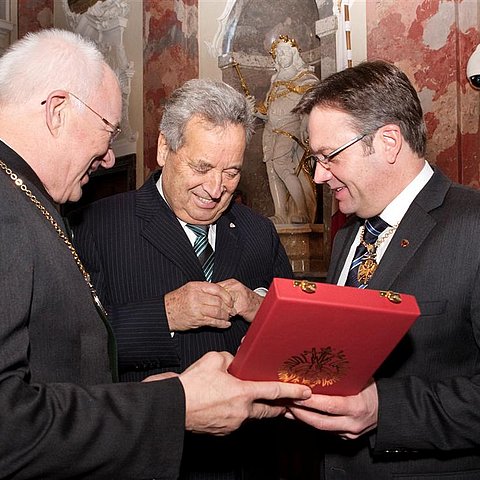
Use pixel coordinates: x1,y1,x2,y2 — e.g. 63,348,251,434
155,171,216,233
380,161,433,226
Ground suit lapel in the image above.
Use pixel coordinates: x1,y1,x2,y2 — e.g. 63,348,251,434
328,218,361,284
211,209,242,282
328,168,450,290
369,169,449,290
136,175,204,280
367,205,435,290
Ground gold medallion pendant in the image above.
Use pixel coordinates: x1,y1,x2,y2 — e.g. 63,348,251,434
358,257,378,285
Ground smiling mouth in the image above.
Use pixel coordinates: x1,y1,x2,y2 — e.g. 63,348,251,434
197,193,212,202
195,192,220,205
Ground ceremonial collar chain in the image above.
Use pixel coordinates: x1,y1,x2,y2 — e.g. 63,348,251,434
0,159,108,317
357,222,399,285
358,222,399,252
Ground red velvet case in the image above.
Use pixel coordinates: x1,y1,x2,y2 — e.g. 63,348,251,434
229,278,420,395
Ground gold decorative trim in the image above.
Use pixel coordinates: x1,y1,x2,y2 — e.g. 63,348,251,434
293,280,317,294
380,290,402,304
279,347,349,388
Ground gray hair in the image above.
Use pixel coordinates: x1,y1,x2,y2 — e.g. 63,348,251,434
160,78,256,151
0,28,108,106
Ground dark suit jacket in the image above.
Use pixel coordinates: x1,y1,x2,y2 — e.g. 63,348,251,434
322,168,480,479
71,171,292,479
0,142,185,479
72,171,292,380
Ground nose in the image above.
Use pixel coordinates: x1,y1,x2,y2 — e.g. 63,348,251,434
314,163,333,184
89,149,116,175
100,148,116,169
203,170,225,199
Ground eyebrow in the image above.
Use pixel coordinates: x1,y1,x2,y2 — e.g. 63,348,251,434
308,142,326,155
188,158,242,170
188,158,213,169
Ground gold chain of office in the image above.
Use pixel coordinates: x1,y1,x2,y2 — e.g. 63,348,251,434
357,222,399,284
0,159,107,316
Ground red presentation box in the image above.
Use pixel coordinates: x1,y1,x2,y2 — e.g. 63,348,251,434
229,278,420,396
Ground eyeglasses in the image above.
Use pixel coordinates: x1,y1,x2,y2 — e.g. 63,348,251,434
41,92,121,145
307,133,367,172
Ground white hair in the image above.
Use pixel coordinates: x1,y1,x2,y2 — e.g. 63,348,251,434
0,28,107,106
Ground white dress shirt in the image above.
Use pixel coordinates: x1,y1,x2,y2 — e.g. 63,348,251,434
337,162,434,285
156,173,217,249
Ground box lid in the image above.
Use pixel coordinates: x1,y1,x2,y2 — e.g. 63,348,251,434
229,278,420,395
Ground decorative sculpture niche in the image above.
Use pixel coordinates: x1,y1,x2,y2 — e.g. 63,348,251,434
256,35,319,225
212,0,331,276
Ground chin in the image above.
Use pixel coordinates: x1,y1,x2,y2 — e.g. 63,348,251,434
186,207,223,224
337,203,353,216
67,188,83,203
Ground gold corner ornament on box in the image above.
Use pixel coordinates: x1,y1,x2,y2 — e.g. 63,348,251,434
380,290,402,304
293,279,317,294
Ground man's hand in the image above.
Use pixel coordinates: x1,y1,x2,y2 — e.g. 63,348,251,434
177,351,312,435
165,281,235,331
286,381,379,440
217,278,263,322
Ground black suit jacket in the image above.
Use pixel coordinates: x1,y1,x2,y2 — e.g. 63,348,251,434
71,171,292,479
72,171,292,380
0,142,185,479
322,168,480,478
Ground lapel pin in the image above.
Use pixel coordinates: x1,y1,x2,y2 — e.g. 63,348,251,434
230,222,236,228
400,239,409,248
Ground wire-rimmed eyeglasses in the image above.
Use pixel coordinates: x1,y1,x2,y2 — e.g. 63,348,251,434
306,133,367,173
41,92,121,146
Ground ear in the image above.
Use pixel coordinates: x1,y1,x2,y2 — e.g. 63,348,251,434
157,132,169,167
376,124,402,164
42,90,69,138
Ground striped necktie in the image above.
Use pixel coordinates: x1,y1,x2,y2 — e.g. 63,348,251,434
186,224,214,282
345,216,390,288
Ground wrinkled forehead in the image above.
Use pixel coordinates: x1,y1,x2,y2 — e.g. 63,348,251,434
184,116,245,144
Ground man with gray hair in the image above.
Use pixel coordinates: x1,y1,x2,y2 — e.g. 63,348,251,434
0,29,310,479
72,78,294,478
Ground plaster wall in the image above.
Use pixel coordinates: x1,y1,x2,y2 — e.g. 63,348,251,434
18,0,480,198
53,0,145,186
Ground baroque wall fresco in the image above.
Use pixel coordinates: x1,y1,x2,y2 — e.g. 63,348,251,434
141,0,479,188
143,0,198,175
18,0,53,38
366,0,480,186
